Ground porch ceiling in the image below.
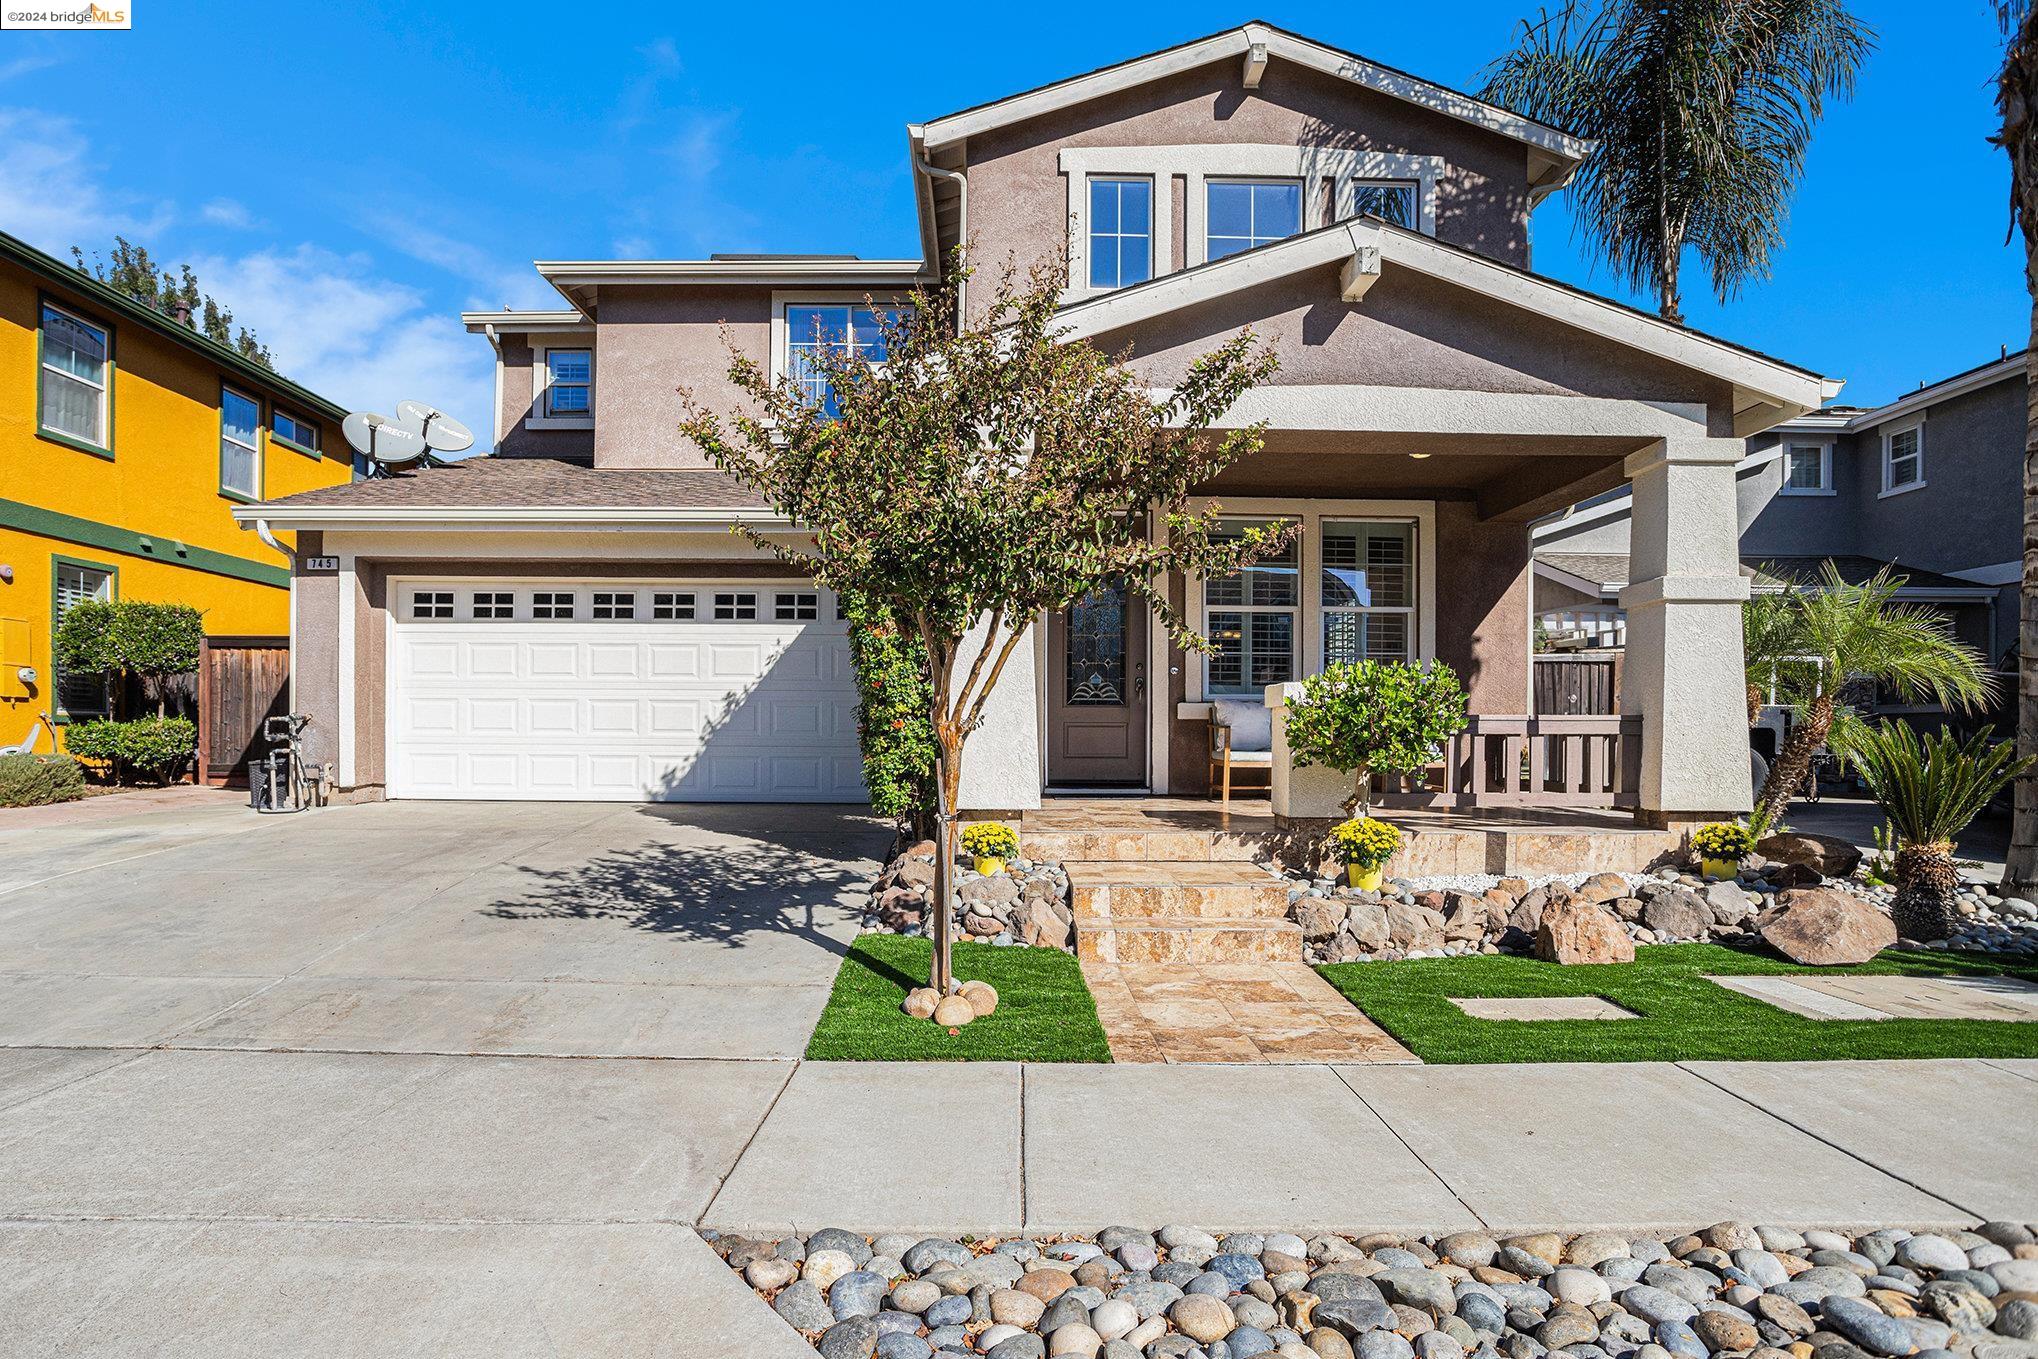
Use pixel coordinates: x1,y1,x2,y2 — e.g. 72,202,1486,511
1206,433,1640,522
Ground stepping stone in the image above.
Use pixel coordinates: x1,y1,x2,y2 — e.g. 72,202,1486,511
1448,996,1638,1021
1707,972,2038,1021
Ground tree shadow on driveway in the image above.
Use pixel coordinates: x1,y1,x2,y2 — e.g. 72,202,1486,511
481,812,890,959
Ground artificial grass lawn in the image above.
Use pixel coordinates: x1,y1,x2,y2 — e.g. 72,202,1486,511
805,934,1113,1062
1319,943,2038,1064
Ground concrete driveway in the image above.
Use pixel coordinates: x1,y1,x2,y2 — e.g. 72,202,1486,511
0,794,885,1358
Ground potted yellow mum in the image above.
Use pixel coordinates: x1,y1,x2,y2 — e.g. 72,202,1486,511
1330,816,1402,892
1691,821,1754,881
960,821,1018,876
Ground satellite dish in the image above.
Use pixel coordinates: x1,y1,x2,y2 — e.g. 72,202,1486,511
342,411,429,466
394,399,475,454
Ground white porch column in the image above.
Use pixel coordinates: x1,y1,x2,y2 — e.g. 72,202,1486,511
1618,436,1752,823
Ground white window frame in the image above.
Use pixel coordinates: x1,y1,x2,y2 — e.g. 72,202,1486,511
1085,175,1155,291
1319,518,1419,665
1346,178,1421,231
1778,438,1834,496
1881,419,1925,497
38,300,112,453
769,293,907,405
219,384,263,500
1204,177,1307,263
1059,145,1444,295
1178,498,1439,705
1200,516,1303,697
531,344,594,430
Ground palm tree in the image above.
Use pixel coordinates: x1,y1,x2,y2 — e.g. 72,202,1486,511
1482,0,1872,322
1749,564,1996,830
1846,723,2032,943
1993,2,2038,892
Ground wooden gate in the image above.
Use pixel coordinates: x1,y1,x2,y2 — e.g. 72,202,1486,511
1533,655,1618,715
196,636,289,786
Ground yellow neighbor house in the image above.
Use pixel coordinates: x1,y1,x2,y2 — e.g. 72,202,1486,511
0,227,352,752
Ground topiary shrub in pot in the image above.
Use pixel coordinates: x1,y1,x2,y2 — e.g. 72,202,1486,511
0,753,86,807
1283,659,1469,816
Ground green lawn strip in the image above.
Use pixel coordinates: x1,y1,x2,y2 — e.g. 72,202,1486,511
805,934,1113,1062
1318,943,2038,1064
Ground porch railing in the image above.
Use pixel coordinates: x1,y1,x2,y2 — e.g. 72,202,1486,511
1369,714,1642,810
1537,606,1626,649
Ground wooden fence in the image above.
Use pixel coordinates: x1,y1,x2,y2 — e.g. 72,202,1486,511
1533,654,1619,715
196,636,289,787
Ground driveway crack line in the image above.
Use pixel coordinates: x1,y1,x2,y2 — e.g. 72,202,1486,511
697,1058,800,1229
1329,1065,1489,1230
1018,1063,1030,1232
1675,1062,1983,1221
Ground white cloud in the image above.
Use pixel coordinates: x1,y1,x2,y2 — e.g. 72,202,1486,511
357,210,555,313
192,244,493,442
200,197,256,229
0,106,172,251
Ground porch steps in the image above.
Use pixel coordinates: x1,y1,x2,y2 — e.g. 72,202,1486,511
1064,858,1303,965
1022,827,1274,864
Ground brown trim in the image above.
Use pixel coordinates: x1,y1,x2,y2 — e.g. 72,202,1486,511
360,558,806,579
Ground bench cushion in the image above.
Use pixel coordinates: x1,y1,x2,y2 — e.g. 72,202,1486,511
1212,697,1272,752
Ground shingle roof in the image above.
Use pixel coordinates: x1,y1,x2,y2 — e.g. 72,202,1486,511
260,457,768,510
1535,553,1632,590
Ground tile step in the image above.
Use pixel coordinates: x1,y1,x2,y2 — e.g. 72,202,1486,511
1074,915,1304,965
1069,880,1294,920
1021,829,1273,863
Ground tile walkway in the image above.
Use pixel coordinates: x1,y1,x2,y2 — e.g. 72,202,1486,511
1709,972,2038,1021
1081,959,1417,1063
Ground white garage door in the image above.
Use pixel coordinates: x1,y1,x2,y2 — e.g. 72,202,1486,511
388,580,867,802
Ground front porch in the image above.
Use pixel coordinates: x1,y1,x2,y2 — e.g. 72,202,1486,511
1020,795,1681,878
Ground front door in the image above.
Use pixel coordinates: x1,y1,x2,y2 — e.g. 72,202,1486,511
1047,581,1149,786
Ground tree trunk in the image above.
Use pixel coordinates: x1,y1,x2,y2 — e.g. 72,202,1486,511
1342,766,1371,819
929,729,962,995
1755,692,1834,830
2004,5,2038,892
1892,841,1961,944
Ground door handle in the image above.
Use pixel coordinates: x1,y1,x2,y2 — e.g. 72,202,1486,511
1134,661,1146,696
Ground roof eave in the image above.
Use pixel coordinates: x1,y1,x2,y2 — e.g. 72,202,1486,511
230,503,794,531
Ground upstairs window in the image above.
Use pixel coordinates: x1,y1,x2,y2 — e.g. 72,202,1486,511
273,409,320,456
1348,180,1417,229
1782,442,1830,494
39,301,112,453
785,305,892,417
1087,177,1153,290
544,348,592,418
1207,179,1301,261
220,387,262,499
1882,422,1924,495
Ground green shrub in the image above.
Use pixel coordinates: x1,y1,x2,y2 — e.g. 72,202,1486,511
53,599,205,717
60,716,196,784
0,753,86,807
842,589,937,827
1284,659,1469,815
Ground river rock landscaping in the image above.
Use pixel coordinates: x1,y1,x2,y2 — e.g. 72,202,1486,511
1290,833,2038,967
867,840,1076,953
717,1220,2038,1359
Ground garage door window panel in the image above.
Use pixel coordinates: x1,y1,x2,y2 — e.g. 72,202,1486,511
533,592,575,620
593,591,636,620
473,591,515,620
655,591,695,620
715,592,757,621
411,590,454,620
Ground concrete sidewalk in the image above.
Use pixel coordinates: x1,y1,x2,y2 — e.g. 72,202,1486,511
703,1056,2038,1236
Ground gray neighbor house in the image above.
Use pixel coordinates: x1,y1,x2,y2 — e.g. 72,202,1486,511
1534,349,2026,729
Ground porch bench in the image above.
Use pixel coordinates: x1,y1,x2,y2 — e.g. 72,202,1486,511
1208,697,1274,807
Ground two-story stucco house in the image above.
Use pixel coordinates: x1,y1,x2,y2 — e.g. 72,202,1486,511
239,22,1836,829
1534,349,2023,694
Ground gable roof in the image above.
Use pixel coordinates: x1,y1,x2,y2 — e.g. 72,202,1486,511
914,20,1595,173
1054,217,1836,428
0,227,346,421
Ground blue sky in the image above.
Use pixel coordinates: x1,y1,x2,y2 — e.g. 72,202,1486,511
0,1,2021,438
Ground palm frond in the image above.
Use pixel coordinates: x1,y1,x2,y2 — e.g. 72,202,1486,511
1844,722,2032,848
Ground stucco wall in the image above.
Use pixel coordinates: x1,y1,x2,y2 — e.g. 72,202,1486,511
496,335,596,463
593,286,771,469
1095,262,1735,419
1433,501,1531,715
1850,379,2023,578
962,54,1536,302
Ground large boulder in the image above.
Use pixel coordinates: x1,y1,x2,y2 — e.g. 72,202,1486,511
1701,879,1754,927
1344,900,1391,951
1639,885,1711,941
1296,898,1350,943
1442,892,1494,943
1016,899,1072,950
1535,900,1637,965
1756,832,1862,878
1386,900,1447,951
1759,887,1895,965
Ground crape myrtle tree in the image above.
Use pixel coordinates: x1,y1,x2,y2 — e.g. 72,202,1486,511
678,259,1289,993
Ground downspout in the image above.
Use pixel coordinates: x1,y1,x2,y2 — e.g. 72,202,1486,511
482,323,504,453
914,156,966,330
253,518,295,564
